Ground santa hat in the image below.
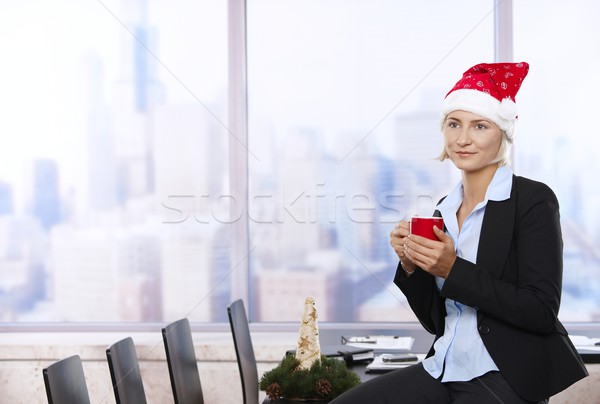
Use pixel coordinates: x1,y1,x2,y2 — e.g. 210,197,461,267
441,62,529,140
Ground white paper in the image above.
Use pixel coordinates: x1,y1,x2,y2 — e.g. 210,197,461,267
569,334,600,348
345,335,414,351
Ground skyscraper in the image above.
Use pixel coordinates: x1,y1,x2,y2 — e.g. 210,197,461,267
114,0,164,201
32,159,61,230
0,181,13,215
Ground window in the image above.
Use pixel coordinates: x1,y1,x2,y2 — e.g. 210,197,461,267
2,0,597,328
514,1,600,322
0,0,229,323
246,0,494,322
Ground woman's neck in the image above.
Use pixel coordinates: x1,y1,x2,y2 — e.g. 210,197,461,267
461,164,500,207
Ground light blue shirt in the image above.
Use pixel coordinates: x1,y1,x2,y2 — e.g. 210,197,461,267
421,165,513,382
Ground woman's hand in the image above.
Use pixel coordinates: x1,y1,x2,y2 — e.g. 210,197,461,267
389,221,417,274
404,226,457,279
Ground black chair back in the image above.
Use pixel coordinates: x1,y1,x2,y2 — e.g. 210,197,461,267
43,355,91,404
227,299,259,404
106,337,148,404
162,318,204,404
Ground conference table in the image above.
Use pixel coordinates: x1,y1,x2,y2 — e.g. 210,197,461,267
261,330,433,404
262,330,600,404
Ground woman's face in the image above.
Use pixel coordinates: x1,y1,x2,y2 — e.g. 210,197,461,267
442,110,503,173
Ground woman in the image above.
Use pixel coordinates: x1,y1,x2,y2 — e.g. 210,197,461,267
331,62,587,403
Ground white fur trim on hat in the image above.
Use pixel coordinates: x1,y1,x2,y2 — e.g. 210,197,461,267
440,89,517,140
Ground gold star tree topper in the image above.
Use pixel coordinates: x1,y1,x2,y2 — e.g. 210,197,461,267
295,296,322,370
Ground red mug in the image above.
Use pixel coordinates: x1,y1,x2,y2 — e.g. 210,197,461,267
410,216,444,241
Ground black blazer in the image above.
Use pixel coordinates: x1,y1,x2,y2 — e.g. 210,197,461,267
394,175,588,402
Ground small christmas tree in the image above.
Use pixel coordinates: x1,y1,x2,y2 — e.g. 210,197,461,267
295,296,322,370
259,297,361,401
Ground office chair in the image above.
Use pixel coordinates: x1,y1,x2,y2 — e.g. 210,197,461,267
106,337,147,404
162,318,204,404
43,354,91,404
227,299,259,404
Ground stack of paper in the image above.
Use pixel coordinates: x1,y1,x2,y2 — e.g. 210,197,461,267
569,335,600,352
342,335,414,352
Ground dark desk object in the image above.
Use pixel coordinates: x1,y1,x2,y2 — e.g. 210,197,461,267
228,299,259,404
43,354,91,404
579,350,600,364
106,337,147,404
265,399,328,403
162,318,205,404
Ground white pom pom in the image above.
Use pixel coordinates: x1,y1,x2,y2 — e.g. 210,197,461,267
498,98,518,120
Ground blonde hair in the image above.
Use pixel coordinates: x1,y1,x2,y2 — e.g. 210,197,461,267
438,130,512,166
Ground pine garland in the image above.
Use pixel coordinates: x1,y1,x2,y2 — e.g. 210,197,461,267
259,355,360,401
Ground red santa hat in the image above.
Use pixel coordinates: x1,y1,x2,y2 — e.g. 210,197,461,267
441,62,529,140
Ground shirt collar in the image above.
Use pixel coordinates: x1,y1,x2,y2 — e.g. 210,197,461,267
437,165,513,214
484,165,513,202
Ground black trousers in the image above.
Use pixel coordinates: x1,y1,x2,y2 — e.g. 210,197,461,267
330,363,549,404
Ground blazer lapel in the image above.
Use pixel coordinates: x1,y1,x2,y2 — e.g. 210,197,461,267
476,175,518,279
